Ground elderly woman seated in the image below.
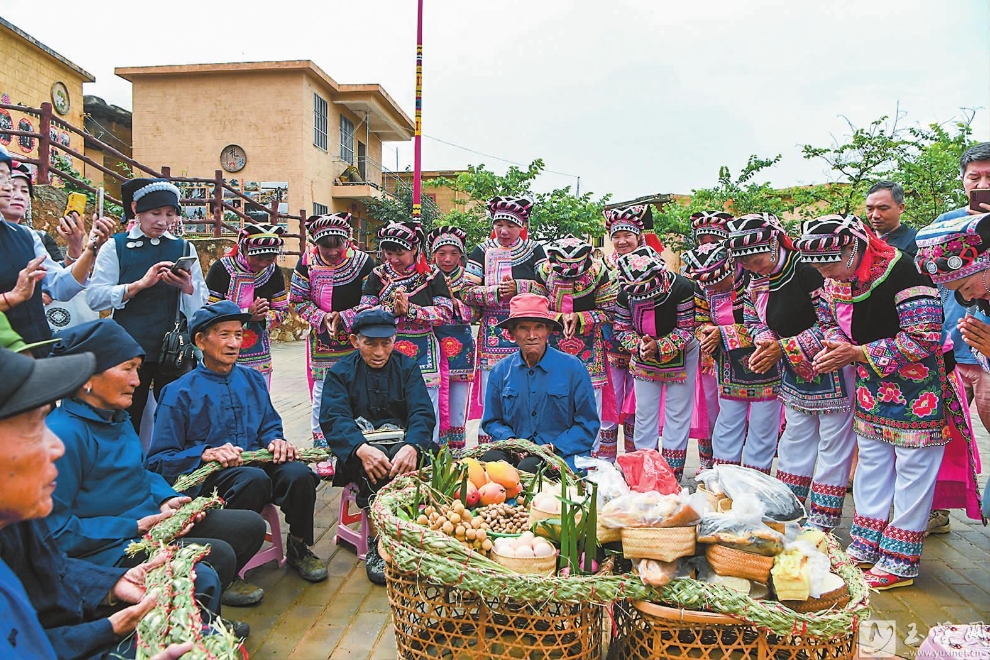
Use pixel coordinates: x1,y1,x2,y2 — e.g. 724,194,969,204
44,319,269,609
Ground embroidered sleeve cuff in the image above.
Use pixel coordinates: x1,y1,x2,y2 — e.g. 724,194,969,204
780,336,817,381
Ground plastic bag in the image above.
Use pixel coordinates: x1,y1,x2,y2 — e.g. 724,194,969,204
600,489,706,529
696,464,805,522
575,456,630,505
616,450,680,495
696,493,785,556
633,558,683,587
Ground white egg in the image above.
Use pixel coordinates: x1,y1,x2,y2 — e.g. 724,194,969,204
533,544,554,558
519,531,535,544
514,546,535,559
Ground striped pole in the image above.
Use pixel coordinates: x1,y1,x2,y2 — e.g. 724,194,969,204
412,0,424,220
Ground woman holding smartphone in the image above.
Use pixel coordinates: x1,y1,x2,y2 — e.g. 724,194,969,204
0,153,114,354
87,178,208,434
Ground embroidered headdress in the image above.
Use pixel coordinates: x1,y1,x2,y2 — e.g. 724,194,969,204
690,211,733,241
617,246,673,301
487,195,534,228
681,242,734,285
604,204,665,252
726,213,793,257
307,213,353,243
378,221,430,274
427,225,467,255
239,223,286,256
915,213,990,285
544,235,594,279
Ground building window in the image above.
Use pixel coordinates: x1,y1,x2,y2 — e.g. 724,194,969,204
340,115,355,164
314,94,328,151
313,202,328,216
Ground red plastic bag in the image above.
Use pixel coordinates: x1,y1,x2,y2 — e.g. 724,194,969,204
616,450,680,495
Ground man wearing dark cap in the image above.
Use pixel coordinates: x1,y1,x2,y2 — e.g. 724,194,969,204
319,308,437,584
148,301,327,585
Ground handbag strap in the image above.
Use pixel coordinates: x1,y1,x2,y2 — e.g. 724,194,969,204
170,240,194,326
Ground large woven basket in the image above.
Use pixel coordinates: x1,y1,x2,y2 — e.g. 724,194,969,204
608,600,858,660
781,583,851,613
621,527,696,562
490,548,557,576
386,562,603,660
705,544,775,583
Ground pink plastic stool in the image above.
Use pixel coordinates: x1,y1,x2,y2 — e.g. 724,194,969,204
238,504,286,579
335,483,369,560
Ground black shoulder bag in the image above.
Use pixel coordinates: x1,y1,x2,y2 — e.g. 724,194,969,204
158,242,200,377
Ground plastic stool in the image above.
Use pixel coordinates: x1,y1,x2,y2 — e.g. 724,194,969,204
238,504,286,579
335,483,369,560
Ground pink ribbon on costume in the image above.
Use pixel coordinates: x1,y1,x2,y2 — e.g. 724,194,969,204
438,355,451,434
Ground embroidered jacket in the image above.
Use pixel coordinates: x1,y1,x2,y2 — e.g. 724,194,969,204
461,238,548,370
601,253,631,368
615,273,697,383
535,261,611,388
744,249,850,414
696,272,780,401
816,252,952,448
290,248,375,380
206,255,288,374
435,265,480,381
352,263,453,388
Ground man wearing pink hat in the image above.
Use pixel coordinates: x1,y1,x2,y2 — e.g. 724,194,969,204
481,293,600,471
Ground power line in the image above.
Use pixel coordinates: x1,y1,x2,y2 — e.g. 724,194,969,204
422,134,581,179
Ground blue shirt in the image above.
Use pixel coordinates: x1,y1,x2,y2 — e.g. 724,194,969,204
482,346,600,470
0,558,57,660
880,223,918,257
932,207,990,365
148,363,285,488
46,399,179,565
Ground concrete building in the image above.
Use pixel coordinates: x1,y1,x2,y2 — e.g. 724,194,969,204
115,60,415,250
391,169,475,215
0,17,94,176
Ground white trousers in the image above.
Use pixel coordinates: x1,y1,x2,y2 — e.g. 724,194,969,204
590,387,605,454
632,341,699,475
311,374,441,447
848,437,944,577
711,397,782,471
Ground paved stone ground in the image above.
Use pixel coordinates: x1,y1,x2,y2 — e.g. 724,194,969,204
230,341,989,660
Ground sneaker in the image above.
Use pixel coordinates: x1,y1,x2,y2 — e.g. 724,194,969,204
220,618,250,639
926,509,951,536
287,537,328,582
365,537,386,585
221,578,264,607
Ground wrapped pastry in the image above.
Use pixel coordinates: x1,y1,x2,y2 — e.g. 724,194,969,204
697,515,785,556
601,490,705,529
633,558,680,587
696,465,805,522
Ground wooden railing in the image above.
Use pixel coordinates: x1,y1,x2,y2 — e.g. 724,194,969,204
0,102,308,255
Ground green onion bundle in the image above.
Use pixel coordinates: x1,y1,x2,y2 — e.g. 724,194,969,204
135,543,243,660
126,492,226,557
172,447,331,492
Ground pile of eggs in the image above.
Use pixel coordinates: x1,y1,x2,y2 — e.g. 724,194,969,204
491,531,556,559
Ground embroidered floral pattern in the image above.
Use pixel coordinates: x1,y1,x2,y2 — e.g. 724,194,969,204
394,340,419,358
856,386,876,411
241,328,259,349
911,391,938,417
876,382,906,405
440,336,463,358
897,362,930,382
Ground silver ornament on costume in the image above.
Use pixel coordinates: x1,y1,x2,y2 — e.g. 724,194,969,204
925,261,938,274
947,255,963,270
150,238,161,245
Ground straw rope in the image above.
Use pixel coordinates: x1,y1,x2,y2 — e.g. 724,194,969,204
371,439,871,638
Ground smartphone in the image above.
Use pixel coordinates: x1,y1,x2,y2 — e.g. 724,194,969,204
970,189,990,213
65,192,87,218
170,256,198,274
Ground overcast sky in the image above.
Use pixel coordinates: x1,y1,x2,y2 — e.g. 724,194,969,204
5,1,989,202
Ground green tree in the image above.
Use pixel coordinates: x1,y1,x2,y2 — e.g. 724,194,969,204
895,112,975,226
433,159,610,247
365,179,441,231
653,154,795,252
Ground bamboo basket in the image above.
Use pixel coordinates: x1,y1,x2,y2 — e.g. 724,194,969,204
621,527,697,562
607,535,869,660
781,583,851,613
705,544,775,583
490,547,557,576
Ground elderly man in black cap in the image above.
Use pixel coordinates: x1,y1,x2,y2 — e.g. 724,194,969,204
148,301,327,586
320,308,437,584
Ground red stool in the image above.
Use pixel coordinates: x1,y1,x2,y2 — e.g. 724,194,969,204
335,483,369,560
238,504,286,579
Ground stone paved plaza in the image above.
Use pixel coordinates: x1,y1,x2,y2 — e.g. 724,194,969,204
228,341,989,660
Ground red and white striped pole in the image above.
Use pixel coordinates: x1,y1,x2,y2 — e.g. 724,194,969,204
412,0,424,221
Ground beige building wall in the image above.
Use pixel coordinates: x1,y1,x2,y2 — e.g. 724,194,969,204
0,19,93,178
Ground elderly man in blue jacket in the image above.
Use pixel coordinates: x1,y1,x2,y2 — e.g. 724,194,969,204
481,294,600,472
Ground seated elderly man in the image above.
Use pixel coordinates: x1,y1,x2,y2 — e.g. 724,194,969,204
147,301,327,585
0,345,206,660
319,309,436,585
481,294,600,472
